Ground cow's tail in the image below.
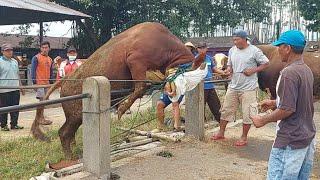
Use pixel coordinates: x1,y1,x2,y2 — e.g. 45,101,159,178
31,80,63,141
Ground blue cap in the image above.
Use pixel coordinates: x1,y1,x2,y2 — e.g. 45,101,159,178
233,29,248,39
272,30,306,49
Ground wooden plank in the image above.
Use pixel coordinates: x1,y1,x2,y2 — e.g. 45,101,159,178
112,138,153,152
83,76,110,179
185,81,205,140
116,127,181,142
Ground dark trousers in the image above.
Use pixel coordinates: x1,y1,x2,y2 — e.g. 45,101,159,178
204,89,221,122
0,91,20,127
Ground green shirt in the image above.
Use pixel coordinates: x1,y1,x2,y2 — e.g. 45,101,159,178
0,56,19,93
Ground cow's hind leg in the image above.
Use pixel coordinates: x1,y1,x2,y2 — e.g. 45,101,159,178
58,117,82,159
117,58,149,119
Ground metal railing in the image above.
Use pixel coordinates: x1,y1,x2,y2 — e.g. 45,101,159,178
0,93,91,115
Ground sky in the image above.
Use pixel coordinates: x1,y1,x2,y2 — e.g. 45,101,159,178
0,21,73,38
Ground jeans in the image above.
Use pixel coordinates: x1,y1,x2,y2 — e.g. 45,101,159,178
267,138,316,180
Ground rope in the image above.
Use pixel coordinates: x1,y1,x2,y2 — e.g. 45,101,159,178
115,98,142,142
109,67,230,143
110,85,162,144
111,117,156,141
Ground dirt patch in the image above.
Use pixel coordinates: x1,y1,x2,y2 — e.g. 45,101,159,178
113,141,267,180
113,112,320,180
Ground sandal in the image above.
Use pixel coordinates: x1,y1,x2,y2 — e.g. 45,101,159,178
234,140,248,146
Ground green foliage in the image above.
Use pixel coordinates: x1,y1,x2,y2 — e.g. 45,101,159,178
0,130,68,180
18,36,35,48
50,0,272,56
156,150,173,158
298,0,320,32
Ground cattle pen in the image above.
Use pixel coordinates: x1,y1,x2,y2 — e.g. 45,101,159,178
0,76,233,179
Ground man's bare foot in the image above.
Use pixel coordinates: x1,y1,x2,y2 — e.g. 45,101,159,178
211,131,225,140
234,137,248,146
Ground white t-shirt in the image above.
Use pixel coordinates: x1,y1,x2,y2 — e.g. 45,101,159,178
227,45,269,91
168,64,208,102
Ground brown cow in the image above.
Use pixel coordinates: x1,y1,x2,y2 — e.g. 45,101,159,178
257,45,320,100
31,22,205,159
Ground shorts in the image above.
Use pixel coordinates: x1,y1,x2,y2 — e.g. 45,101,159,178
267,138,316,180
36,88,48,99
159,93,184,108
220,88,258,124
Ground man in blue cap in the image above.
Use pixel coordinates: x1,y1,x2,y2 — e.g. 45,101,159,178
250,30,316,179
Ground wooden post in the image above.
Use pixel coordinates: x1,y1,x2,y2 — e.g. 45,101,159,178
83,76,110,179
185,81,205,140
152,90,161,107
39,22,43,44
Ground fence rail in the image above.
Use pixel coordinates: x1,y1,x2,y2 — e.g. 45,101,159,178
0,78,231,84
0,85,53,89
0,93,90,115
0,79,230,90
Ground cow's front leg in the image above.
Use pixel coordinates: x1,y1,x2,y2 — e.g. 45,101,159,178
117,82,147,119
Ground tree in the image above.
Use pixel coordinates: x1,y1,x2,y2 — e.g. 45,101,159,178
51,0,272,56
297,0,320,32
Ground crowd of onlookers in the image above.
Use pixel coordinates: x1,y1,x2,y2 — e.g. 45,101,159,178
0,41,82,131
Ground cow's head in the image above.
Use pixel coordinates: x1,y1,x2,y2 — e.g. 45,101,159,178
214,53,228,70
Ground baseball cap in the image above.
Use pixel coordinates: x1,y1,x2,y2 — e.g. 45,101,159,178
1,43,13,51
272,30,306,49
232,29,249,39
185,42,195,48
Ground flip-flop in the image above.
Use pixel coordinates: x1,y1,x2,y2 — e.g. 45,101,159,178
234,140,248,146
211,135,225,141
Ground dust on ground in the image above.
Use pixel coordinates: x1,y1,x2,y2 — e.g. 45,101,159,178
113,110,320,180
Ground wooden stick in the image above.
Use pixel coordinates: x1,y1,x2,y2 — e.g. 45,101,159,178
116,127,181,142
111,138,153,152
55,163,84,177
51,142,162,177
111,142,161,162
126,135,149,142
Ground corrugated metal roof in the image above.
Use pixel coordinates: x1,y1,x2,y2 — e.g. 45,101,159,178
0,0,90,25
186,35,260,48
0,33,70,49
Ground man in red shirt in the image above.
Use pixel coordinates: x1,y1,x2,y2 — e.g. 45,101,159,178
58,47,83,78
